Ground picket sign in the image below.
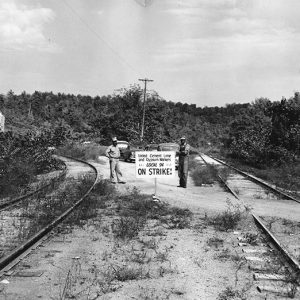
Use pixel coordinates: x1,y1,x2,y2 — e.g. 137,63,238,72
135,151,176,198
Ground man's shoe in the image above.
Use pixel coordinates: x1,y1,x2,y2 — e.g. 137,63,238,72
111,182,116,184
177,185,182,188
118,181,126,184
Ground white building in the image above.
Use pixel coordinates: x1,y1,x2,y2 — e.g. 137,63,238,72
0,111,4,132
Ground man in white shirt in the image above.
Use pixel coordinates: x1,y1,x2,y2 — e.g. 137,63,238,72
105,137,126,184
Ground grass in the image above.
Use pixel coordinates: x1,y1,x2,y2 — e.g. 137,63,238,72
57,142,107,161
130,250,150,264
8,174,99,246
65,178,116,227
207,237,224,248
191,164,218,186
221,155,300,194
188,154,201,170
115,190,192,231
206,200,244,231
285,270,300,299
49,178,193,298
111,216,145,240
253,162,300,191
140,237,158,251
218,167,231,183
138,286,185,300
109,265,147,282
242,232,260,245
0,138,64,199
217,286,247,300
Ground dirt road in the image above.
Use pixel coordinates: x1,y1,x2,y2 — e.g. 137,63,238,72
97,156,300,221
3,156,298,300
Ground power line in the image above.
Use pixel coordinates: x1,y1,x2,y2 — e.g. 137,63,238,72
61,0,137,73
139,78,153,142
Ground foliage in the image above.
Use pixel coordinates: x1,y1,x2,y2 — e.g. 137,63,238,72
226,95,299,166
0,88,248,148
112,217,145,240
0,131,64,197
217,286,247,300
1,88,299,170
57,142,107,161
206,200,243,231
191,165,218,186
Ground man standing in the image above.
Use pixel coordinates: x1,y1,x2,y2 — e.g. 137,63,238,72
177,136,190,188
105,137,126,184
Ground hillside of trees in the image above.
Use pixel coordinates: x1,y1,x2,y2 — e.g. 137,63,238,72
0,86,299,169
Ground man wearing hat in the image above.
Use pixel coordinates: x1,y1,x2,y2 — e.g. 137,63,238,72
177,136,190,188
105,137,126,184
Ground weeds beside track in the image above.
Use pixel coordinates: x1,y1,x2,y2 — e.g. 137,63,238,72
199,153,299,298
0,156,98,275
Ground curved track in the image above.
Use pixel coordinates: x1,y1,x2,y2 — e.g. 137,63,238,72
0,167,67,211
0,156,99,275
199,153,299,297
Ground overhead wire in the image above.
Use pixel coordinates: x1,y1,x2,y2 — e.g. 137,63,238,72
61,0,139,75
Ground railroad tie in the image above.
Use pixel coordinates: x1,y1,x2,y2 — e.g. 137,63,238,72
242,248,269,254
253,273,287,281
257,283,295,297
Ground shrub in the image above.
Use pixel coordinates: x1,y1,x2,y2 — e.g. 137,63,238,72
0,132,63,198
191,165,218,186
110,265,145,282
188,154,201,171
57,142,107,161
114,189,192,231
207,237,224,248
217,286,246,300
206,200,243,231
111,217,145,240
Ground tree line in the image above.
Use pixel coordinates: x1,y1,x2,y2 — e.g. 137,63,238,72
0,86,299,168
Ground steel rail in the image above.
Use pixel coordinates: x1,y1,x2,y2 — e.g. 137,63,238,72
211,156,300,203
252,213,300,274
199,153,300,275
199,154,240,200
0,158,67,210
0,156,99,273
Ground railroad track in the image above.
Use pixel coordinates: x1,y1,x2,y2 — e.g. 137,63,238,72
199,153,299,298
0,156,99,277
0,159,67,211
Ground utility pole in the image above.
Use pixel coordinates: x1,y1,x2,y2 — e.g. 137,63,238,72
0,110,5,132
139,78,153,142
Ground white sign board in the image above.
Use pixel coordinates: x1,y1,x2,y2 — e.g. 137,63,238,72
0,112,4,132
136,151,175,178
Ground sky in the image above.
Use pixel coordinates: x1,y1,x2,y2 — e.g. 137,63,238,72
0,0,300,107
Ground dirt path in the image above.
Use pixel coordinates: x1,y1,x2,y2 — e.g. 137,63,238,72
2,156,297,300
95,157,238,216
97,157,300,221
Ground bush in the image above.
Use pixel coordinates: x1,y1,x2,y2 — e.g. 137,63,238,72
217,286,246,300
207,200,243,231
111,217,145,240
188,154,201,171
191,165,218,186
116,190,192,229
0,132,63,197
57,142,107,161
110,265,145,282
